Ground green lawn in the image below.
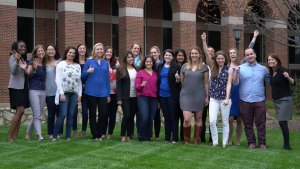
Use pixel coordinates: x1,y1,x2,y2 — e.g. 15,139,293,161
0,124,299,169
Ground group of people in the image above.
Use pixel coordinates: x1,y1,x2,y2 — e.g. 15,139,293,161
7,30,295,150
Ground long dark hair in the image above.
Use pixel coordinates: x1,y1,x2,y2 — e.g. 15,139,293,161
31,44,47,66
140,55,156,71
267,53,282,76
118,50,136,79
77,44,88,59
104,46,117,69
46,44,60,60
62,46,79,64
174,48,187,66
211,50,228,79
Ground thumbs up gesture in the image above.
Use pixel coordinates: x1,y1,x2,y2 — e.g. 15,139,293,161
175,71,180,80
87,66,94,73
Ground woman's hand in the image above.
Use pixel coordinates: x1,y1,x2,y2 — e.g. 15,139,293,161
60,94,66,102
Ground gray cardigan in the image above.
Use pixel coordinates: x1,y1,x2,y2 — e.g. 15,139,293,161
8,55,26,89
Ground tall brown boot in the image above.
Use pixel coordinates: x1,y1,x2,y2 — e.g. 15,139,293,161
194,125,202,145
183,126,191,144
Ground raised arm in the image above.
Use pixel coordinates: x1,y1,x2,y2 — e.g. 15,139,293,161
248,30,259,48
201,32,213,68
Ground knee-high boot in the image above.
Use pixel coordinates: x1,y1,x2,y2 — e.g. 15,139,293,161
183,126,191,144
194,125,202,144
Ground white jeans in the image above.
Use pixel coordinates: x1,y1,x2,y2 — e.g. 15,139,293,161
209,98,231,146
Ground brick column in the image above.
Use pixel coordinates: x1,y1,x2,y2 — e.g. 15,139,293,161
118,0,145,58
221,16,245,56
264,20,288,67
0,0,17,103
94,0,112,46
57,0,85,54
35,0,56,46
172,12,197,53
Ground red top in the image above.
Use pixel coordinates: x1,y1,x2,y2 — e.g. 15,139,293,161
135,69,158,98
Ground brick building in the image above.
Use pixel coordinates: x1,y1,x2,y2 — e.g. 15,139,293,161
1,0,300,103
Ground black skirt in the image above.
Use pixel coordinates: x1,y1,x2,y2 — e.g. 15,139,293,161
8,80,30,109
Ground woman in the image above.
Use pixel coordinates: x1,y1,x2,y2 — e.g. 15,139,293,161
202,33,232,147
25,45,47,141
7,41,30,142
117,50,138,142
131,42,143,68
267,54,295,150
73,44,89,138
227,48,243,146
180,47,209,144
150,46,162,140
102,46,119,139
157,49,181,143
52,46,82,141
174,48,187,142
135,56,158,141
81,43,110,140
45,44,61,139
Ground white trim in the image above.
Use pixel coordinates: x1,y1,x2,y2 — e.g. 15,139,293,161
119,7,143,17
0,0,17,6
58,1,84,12
221,16,243,25
265,20,287,29
146,19,162,27
173,12,196,22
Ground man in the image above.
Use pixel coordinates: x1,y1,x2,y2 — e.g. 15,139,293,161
233,48,269,149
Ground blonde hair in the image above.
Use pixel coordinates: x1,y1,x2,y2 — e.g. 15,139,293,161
150,46,161,61
91,43,104,58
186,47,204,70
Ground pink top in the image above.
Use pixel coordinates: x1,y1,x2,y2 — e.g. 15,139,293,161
135,69,158,98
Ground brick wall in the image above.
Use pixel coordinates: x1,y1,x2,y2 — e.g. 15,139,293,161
0,4,17,103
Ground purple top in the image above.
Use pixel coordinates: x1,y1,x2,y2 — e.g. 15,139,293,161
135,69,158,98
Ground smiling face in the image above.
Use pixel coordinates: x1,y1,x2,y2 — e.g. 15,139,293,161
131,44,140,56
245,48,257,64
78,45,86,56
36,47,46,59
18,42,26,54
94,44,104,59
190,49,201,62
176,51,185,63
164,52,173,64
145,57,153,69
126,53,134,65
216,54,225,67
229,49,237,62
150,48,160,61
105,48,113,60
208,47,215,58
67,49,76,61
47,46,56,58
267,55,278,68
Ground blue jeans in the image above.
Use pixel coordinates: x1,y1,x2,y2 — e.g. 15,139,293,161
137,96,157,141
73,93,88,132
159,97,179,142
53,92,78,139
46,96,63,135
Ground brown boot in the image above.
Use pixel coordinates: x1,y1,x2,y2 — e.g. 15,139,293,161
194,125,202,145
183,126,191,144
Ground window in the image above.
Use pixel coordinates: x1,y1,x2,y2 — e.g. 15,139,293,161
17,17,34,52
18,0,34,9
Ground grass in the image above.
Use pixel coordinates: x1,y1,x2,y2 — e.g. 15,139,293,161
0,124,299,169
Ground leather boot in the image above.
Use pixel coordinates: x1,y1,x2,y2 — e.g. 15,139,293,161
183,126,191,144
194,125,202,145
